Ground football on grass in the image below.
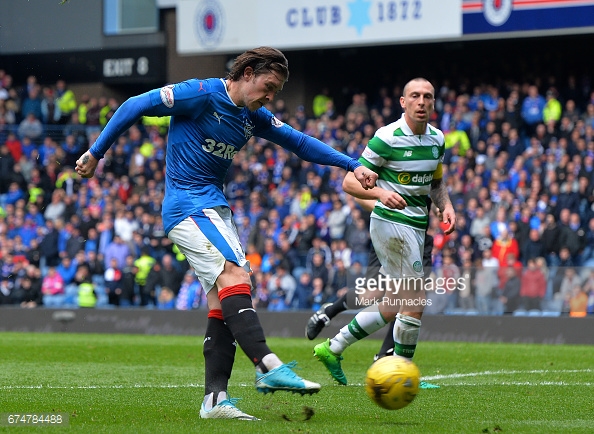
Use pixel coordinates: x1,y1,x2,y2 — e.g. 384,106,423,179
365,355,420,410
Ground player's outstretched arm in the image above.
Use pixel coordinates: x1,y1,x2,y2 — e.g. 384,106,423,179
75,93,157,179
266,124,378,189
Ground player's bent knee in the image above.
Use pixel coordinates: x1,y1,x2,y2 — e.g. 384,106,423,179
217,261,252,289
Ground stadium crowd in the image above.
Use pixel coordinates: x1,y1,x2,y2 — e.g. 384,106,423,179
1,69,594,316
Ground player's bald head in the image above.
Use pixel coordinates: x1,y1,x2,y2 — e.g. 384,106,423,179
403,78,434,97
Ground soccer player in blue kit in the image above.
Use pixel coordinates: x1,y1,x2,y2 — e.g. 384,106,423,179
76,47,378,421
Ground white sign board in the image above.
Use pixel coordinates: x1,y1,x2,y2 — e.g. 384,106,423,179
177,0,462,55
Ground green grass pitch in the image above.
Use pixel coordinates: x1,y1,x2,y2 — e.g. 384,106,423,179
1,331,593,433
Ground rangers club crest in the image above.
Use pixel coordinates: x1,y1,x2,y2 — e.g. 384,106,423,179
243,118,255,140
194,0,224,49
483,0,512,27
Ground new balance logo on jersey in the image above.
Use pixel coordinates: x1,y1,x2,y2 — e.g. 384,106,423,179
404,150,413,157
213,111,224,124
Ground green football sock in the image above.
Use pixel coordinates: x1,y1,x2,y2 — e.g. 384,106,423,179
393,313,421,358
329,306,387,355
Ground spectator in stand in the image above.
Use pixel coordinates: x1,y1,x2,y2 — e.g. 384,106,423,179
77,94,90,126
0,278,15,305
521,85,545,138
43,189,66,223
491,228,519,266
157,253,185,296
260,238,280,274
541,213,562,266
55,80,77,124
345,216,370,267
293,270,313,310
176,271,204,310
40,86,61,128
521,228,545,264
119,254,137,307
134,247,157,307
252,270,270,310
157,286,176,310
557,246,575,268
56,255,78,301
495,267,520,314
4,133,22,162
104,257,122,306
114,209,139,245
489,207,509,241
332,238,352,268
310,276,326,311
75,264,97,308
345,92,370,123
62,134,81,168
305,237,332,269
17,113,43,142
327,258,348,303
554,267,581,312
568,286,588,317
103,234,130,270
2,182,25,208
327,199,349,241
38,218,60,270
308,252,329,289
244,243,262,273
267,265,297,310
21,85,43,121
519,258,547,310
83,97,102,138
41,266,65,307
473,258,498,315
275,237,298,276
13,271,43,308
543,88,562,126
312,87,333,118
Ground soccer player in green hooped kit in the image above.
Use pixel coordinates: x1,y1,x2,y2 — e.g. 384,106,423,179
310,78,456,386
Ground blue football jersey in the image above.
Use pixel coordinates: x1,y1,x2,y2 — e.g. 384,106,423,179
90,78,360,234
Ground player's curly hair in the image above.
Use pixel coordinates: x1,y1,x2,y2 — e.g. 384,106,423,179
227,46,289,82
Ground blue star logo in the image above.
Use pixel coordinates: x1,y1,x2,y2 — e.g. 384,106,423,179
348,0,372,35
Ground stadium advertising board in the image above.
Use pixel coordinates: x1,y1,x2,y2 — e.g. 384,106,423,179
176,0,462,54
463,0,594,35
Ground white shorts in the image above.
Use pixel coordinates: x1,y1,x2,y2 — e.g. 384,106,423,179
167,207,247,293
369,218,425,279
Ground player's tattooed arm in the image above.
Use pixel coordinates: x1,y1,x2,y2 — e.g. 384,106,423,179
429,178,452,212
430,178,456,235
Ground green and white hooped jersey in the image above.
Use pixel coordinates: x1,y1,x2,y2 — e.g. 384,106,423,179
359,114,445,230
